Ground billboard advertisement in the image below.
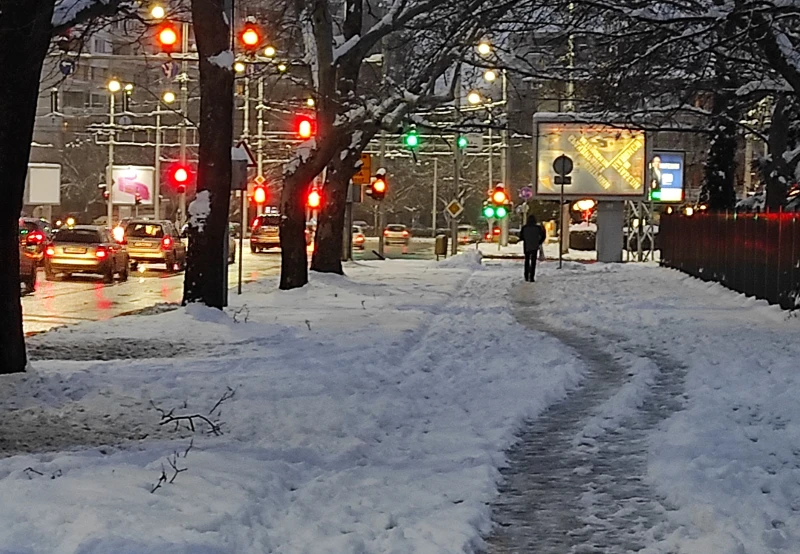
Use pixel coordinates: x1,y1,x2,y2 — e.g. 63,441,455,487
535,122,646,198
111,165,155,205
648,151,684,203
25,163,61,205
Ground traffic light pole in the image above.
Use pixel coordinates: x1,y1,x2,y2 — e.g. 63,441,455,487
500,70,509,247
377,130,386,257
178,21,189,229
154,110,162,219
432,157,438,236
451,70,461,256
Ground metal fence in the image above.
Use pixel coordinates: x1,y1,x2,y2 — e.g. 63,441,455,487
660,211,800,309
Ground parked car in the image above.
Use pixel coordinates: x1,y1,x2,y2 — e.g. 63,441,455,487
19,229,39,295
352,225,366,250
124,219,186,272
457,224,479,244
383,224,410,245
19,218,50,267
44,226,129,283
250,213,311,252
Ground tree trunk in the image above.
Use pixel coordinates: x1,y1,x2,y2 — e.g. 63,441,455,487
183,0,233,308
0,0,55,374
701,64,738,211
279,170,312,289
310,153,355,274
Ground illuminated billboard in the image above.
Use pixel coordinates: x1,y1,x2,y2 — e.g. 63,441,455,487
648,151,684,203
111,165,155,205
535,122,646,198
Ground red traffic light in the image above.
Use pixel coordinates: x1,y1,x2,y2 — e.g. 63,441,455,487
296,116,314,139
156,22,180,53
491,186,507,204
307,189,321,208
253,185,267,205
239,24,262,52
372,178,386,193
168,163,192,190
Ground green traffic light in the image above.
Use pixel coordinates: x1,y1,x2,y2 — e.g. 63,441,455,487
404,132,419,148
495,205,508,219
457,135,468,149
483,205,495,218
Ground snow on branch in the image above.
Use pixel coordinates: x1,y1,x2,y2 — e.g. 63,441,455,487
52,0,136,34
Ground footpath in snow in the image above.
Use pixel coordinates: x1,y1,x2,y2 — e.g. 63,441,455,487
1,253,799,553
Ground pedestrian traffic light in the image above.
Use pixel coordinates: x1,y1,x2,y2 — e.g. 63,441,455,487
253,185,267,205
457,135,468,149
482,204,495,218
239,22,262,54
485,185,509,219
403,127,419,149
296,115,314,139
307,189,321,208
156,22,180,54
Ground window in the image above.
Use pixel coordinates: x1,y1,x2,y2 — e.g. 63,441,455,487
54,229,103,244
387,224,405,232
126,223,164,238
63,91,87,108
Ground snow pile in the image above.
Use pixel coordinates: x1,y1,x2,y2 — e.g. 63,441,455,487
208,50,234,69
438,247,483,268
187,190,211,232
0,260,584,553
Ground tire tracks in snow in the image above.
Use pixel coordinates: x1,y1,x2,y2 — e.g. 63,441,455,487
483,283,687,554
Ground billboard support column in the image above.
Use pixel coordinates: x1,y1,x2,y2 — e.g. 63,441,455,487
597,201,624,263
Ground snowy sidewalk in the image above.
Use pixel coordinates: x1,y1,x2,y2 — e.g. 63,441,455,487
2,256,798,553
491,261,800,554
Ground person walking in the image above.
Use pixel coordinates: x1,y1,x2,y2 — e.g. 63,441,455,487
521,214,546,282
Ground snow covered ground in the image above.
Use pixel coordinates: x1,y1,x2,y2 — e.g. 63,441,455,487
2,254,798,553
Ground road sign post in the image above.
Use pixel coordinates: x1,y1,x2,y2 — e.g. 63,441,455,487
553,155,574,269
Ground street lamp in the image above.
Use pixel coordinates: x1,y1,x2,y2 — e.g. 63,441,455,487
467,91,483,105
483,69,497,82
107,79,121,93
264,45,276,58
162,90,176,104
477,41,492,56
306,97,315,107
277,63,287,73
234,61,246,73
150,4,165,19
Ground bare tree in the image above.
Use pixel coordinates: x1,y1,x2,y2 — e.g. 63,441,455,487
1,0,133,374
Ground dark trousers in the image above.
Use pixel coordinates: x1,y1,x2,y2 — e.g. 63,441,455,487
524,252,537,282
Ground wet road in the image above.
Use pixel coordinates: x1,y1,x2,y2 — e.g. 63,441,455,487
21,239,441,335
21,249,283,335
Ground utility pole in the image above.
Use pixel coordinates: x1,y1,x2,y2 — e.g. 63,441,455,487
451,70,461,256
377,130,386,257
499,69,509,247
154,109,162,219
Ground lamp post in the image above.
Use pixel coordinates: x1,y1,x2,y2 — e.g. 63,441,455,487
154,91,176,220
106,78,122,227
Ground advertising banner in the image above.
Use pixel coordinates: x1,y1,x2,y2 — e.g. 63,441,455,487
648,151,684,203
535,122,646,199
111,165,155,205
25,163,61,205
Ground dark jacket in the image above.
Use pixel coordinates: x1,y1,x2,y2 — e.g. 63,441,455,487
521,216,545,254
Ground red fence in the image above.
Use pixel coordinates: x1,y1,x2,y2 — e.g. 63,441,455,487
660,212,800,309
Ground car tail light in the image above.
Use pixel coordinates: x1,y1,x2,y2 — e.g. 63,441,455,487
383,230,389,236
493,228,501,235
95,247,108,259
45,246,55,257
252,218,261,230
30,232,44,243
161,236,173,250
402,230,409,237
485,233,491,240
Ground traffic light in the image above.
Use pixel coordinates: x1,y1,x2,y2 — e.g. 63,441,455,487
484,185,509,219
168,163,191,193
403,127,419,149
296,115,314,139
371,176,387,201
307,188,321,209
457,135,468,149
239,22,262,54
253,185,267,205
156,22,180,54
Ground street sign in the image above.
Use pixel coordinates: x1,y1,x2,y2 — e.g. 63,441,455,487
59,60,75,76
253,174,266,185
519,186,533,200
234,140,257,168
553,154,573,176
353,153,372,185
445,199,464,219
